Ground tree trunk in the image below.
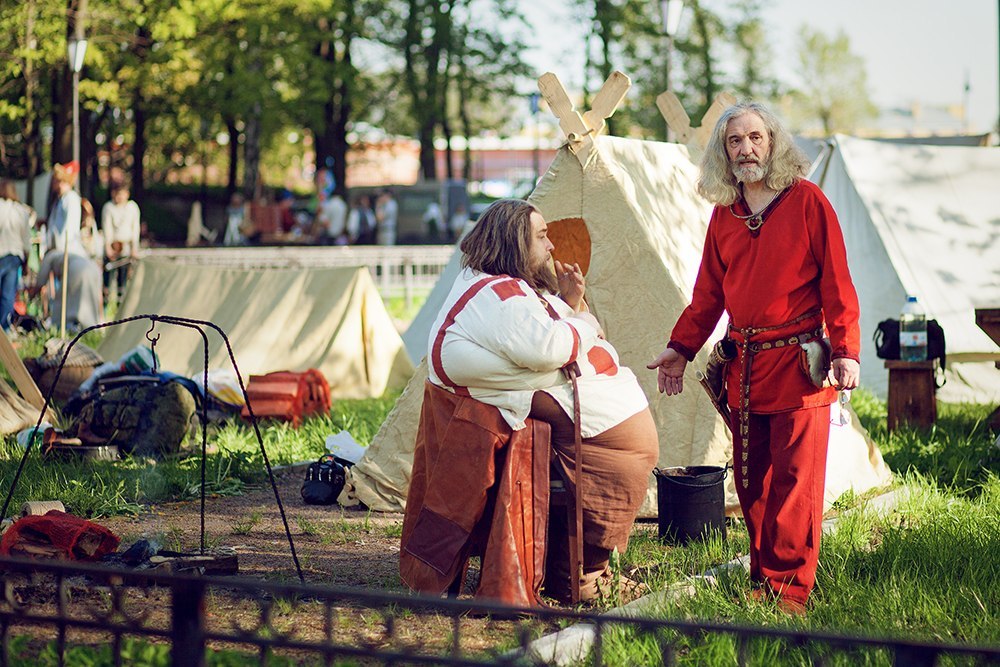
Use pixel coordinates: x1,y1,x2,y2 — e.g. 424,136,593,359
243,101,262,200
691,2,717,120
24,0,38,205
225,116,239,199
418,121,436,181
312,9,352,199
131,89,146,201
51,70,73,165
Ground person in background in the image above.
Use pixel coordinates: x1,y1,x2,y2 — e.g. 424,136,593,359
647,101,860,616
223,192,248,246
101,183,141,299
45,161,82,254
375,189,398,246
316,191,348,245
31,248,103,332
422,200,443,242
448,203,470,242
79,198,104,264
351,194,378,245
0,179,35,333
277,190,296,234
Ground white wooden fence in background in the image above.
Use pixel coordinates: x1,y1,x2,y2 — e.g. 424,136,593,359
143,245,455,307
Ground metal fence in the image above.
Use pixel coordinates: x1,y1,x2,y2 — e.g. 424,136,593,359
1,556,998,666
143,245,455,307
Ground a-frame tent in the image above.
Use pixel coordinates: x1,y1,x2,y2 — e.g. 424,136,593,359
347,133,892,514
811,135,1000,404
98,260,414,399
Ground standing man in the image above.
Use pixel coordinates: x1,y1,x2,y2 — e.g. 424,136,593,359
648,102,860,615
101,183,141,300
45,161,83,255
315,191,348,245
375,189,398,245
0,180,35,333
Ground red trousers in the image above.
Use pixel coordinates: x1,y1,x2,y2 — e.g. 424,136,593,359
734,405,830,604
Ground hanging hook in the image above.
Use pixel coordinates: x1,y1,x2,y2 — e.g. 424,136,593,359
145,319,160,345
145,318,160,373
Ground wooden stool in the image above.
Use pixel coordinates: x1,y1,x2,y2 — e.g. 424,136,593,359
885,360,937,431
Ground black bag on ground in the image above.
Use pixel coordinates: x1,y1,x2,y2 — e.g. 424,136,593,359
873,318,946,368
301,454,351,505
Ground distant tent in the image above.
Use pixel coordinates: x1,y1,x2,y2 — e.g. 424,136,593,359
98,260,414,399
811,135,1000,403
401,248,461,366
348,135,891,514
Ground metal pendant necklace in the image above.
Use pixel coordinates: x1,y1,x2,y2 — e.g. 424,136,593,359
730,187,781,237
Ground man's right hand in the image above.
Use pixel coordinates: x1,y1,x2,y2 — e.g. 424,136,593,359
646,346,687,395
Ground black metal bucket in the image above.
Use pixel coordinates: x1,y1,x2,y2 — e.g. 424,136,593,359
654,465,727,545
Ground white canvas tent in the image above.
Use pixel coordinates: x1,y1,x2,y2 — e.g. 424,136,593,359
98,260,414,399
348,134,892,514
811,135,1000,404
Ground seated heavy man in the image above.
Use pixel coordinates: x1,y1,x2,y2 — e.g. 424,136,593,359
400,198,658,604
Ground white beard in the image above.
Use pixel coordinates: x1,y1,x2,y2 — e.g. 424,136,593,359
732,161,766,183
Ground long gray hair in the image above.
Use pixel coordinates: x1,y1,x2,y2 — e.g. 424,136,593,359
697,102,810,206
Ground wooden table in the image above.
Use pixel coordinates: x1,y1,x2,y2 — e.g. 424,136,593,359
884,360,937,431
974,307,1000,427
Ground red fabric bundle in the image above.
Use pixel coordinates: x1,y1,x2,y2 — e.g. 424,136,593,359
240,369,331,427
0,510,120,561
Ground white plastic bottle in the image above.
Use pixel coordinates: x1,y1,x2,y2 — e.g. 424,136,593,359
899,295,927,362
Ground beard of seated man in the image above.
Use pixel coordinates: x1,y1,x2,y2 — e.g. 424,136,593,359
528,258,559,295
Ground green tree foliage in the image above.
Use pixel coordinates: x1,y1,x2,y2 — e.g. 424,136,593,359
788,26,877,135
729,0,780,102
373,0,531,181
571,0,776,141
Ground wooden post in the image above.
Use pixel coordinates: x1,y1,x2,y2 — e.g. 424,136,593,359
537,71,631,166
655,91,737,160
974,307,1000,427
0,328,45,410
884,360,937,431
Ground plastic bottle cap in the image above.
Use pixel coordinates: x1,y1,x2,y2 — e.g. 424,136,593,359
907,295,917,302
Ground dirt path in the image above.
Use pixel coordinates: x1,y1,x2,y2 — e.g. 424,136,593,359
100,466,406,589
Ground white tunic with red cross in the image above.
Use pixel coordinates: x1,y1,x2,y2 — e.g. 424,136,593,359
427,267,648,437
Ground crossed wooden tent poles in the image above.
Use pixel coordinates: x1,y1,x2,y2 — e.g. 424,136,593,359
537,70,736,165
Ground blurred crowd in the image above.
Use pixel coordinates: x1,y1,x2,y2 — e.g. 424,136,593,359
222,188,400,248
0,160,140,337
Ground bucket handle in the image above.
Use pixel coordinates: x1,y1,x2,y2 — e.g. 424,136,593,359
660,464,729,489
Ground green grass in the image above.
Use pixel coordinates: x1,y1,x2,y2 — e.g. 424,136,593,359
597,391,1000,665
851,389,999,494
383,294,428,323
0,394,398,520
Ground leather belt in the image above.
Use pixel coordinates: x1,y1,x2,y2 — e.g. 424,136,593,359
730,311,824,489
746,326,825,353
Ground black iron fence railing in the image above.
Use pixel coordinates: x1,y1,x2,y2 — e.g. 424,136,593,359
1,556,997,666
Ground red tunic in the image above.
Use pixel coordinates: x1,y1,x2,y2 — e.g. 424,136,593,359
669,180,861,413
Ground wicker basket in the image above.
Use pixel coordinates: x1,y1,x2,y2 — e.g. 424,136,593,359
24,359,96,403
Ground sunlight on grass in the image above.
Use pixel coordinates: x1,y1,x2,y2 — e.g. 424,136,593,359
0,393,398,519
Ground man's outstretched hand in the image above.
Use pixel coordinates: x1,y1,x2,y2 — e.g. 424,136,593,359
555,260,585,312
647,346,687,395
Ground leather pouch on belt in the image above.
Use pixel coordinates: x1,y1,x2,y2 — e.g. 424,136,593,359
799,337,833,388
696,338,736,429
